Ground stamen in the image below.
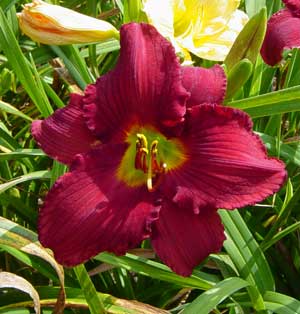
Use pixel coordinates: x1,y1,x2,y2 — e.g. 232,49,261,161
147,141,157,192
135,134,148,172
136,133,148,148
134,133,167,192
147,140,167,192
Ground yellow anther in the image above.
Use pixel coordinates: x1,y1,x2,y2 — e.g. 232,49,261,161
136,133,148,149
135,133,167,192
135,134,149,172
147,140,167,192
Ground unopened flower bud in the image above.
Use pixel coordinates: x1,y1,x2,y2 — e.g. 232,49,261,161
17,0,119,45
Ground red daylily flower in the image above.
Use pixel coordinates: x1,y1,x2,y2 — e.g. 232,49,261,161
33,23,286,276
261,0,300,66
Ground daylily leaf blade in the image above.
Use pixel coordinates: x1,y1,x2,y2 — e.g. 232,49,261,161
228,85,300,117
0,170,51,194
0,100,33,122
124,0,142,22
225,7,267,71
219,210,275,292
0,272,40,314
264,291,300,313
0,149,45,161
73,265,106,314
182,277,250,314
245,0,266,17
95,252,218,290
0,7,53,117
218,210,270,311
0,216,65,314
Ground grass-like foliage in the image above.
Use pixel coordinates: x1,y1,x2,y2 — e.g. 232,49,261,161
1,0,300,313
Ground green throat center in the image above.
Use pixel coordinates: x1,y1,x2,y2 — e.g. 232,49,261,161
117,126,187,191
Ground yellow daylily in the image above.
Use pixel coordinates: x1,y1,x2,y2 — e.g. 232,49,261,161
17,0,119,45
142,0,249,61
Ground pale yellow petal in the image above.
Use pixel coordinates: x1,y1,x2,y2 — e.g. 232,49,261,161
142,0,247,62
184,9,249,61
142,0,174,39
194,0,240,21
142,0,186,56
173,0,193,37
31,1,114,32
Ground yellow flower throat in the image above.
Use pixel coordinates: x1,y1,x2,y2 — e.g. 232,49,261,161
117,126,187,191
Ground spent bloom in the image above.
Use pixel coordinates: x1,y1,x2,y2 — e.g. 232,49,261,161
33,23,286,276
142,0,249,61
17,0,119,45
261,0,300,66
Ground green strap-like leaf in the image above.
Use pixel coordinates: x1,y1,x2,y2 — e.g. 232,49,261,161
74,264,106,314
0,0,19,12
220,210,271,312
245,0,266,18
0,8,53,117
262,184,300,246
264,291,300,314
0,149,45,161
227,85,300,117
124,0,142,22
181,277,250,314
0,170,51,194
0,100,32,122
261,221,300,251
259,132,300,166
95,252,218,290
220,210,274,292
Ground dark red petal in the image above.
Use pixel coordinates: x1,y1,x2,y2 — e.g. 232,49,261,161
38,143,159,266
283,0,300,16
163,104,287,212
151,200,225,276
32,94,98,165
261,9,300,66
181,65,227,107
83,23,189,141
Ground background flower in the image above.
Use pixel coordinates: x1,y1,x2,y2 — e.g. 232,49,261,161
142,0,249,61
261,0,300,66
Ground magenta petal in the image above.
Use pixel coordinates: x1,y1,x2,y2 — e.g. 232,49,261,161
283,0,300,16
181,65,227,107
261,9,300,66
38,143,159,266
151,201,225,276
83,23,189,141
163,104,286,212
32,94,98,165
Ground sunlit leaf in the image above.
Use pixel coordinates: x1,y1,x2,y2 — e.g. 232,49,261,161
182,277,250,314
0,217,65,314
0,272,40,314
